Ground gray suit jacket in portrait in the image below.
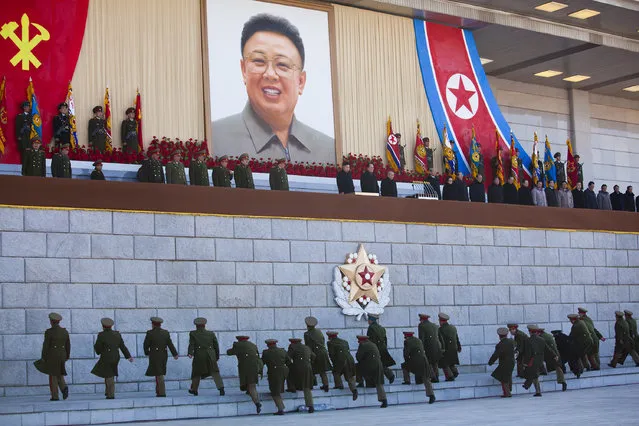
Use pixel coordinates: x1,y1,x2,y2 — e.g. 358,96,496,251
212,103,335,164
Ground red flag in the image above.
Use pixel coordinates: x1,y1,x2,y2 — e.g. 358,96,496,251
135,90,143,152
0,76,7,156
566,138,578,190
414,120,427,174
510,133,520,189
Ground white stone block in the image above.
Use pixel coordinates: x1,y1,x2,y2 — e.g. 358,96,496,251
480,247,508,265
422,245,452,265
466,228,494,246
0,258,24,282
271,219,307,240
424,285,454,305
608,286,630,302
439,306,469,325
71,309,115,333
24,209,68,233
570,232,594,249
618,268,639,285
438,266,467,285
235,262,273,285
91,235,133,259
309,263,333,285
134,236,176,260
508,247,533,266
113,212,154,235
596,303,620,321
2,232,46,257
253,240,289,262
560,285,585,303
497,305,523,324
273,307,311,330
535,285,560,304
628,250,639,267
290,241,325,263
23,413,47,426
559,248,583,266
392,244,422,264
178,285,217,308
406,224,437,243
534,248,559,266
324,242,357,263
495,266,522,285
467,266,496,285
616,234,638,250
522,266,547,285
388,265,408,285
393,286,425,305
595,267,618,285
606,250,628,267
214,239,252,261
583,249,605,267
0,208,23,231
69,210,112,234
115,309,157,332
155,214,195,237
510,285,535,304
217,285,255,308
572,267,595,285
69,333,95,358
194,216,234,238
456,325,485,345
3,334,41,360
114,260,156,284
469,306,497,325
520,230,546,247
157,261,197,284
374,223,406,243
237,308,275,330
3,283,47,308
585,285,608,303
545,231,570,248
292,285,326,307
307,220,341,241
137,285,176,308
46,233,91,258
437,226,465,245
196,261,235,284
0,361,27,385
309,307,346,329
273,263,307,285
482,285,509,304
49,284,92,308
494,229,520,246
25,258,70,283
470,345,494,365
70,259,113,283
25,309,70,333
454,286,482,305
257,285,292,307
234,218,271,239
93,284,136,308
156,308,198,332
524,305,549,323
364,242,392,263
547,267,572,285
453,246,481,265
593,232,616,249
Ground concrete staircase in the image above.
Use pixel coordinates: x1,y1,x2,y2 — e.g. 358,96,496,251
1,364,638,426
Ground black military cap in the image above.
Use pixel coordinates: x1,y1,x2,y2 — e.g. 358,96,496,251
554,152,561,159
93,159,103,167
21,101,30,108
93,106,103,113
236,335,250,341
574,154,580,159
57,102,68,110
125,107,135,115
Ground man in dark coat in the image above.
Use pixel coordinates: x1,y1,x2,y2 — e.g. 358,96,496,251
425,172,441,199
366,314,395,383
287,337,315,413
143,317,178,397
139,146,165,183
608,311,639,367
610,185,625,210
418,313,443,382
539,327,567,391
226,336,262,413
212,155,232,187
623,186,636,212
188,317,224,396
356,335,387,408
572,182,585,208
360,162,379,194
52,103,71,148
22,137,46,177
442,176,456,201
34,313,70,401
568,313,592,376
552,329,581,377
165,149,187,185
401,331,436,403
15,101,33,154
518,179,533,205
326,331,358,400
453,172,468,201
262,339,292,415
522,325,546,397
487,177,503,203
269,158,289,191
91,317,134,399
380,170,398,197
234,152,254,189
304,316,332,391
336,163,355,194
503,176,518,204
121,107,138,153
90,160,105,180
438,313,461,381
507,323,529,378
469,174,485,202
545,180,559,207
88,106,107,152
189,148,210,186
488,327,514,397
584,181,598,209
51,143,72,178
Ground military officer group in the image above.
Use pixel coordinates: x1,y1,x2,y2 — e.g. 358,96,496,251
36,307,639,416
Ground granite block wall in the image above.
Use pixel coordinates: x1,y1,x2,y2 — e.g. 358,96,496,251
0,207,638,395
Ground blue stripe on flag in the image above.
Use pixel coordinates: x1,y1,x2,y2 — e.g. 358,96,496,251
386,145,401,169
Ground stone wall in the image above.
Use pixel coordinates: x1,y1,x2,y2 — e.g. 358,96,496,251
0,206,638,396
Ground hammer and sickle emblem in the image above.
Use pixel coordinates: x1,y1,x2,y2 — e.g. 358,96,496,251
1,14,50,70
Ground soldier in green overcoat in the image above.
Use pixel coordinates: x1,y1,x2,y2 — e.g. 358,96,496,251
522,325,546,397
189,148,210,186
262,339,292,415
401,331,435,404
304,316,332,391
90,160,105,180
121,107,138,153
226,336,262,414
623,310,639,359
568,313,592,374
326,331,358,400
269,158,289,191
188,317,224,396
438,313,461,381
578,307,604,370
609,311,639,367
91,318,134,399
51,143,72,178
287,337,315,413
356,335,388,408
488,327,514,397
234,152,255,189
212,155,232,187
507,323,529,378
539,327,567,391
15,101,33,154
139,146,165,183
418,313,444,382
165,149,187,185
88,106,107,153
34,312,70,401
366,314,396,384
21,137,46,177
143,317,178,397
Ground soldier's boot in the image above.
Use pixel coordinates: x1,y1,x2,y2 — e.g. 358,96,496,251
522,378,532,390
450,365,459,378
582,355,591,371
58,376,68,400
500,382,511,398
376,384,387,407
594,352,601,369
347,376,358,397
105,377,115,399
49,376,60,401
424,378,435,402
303,388,314,412
587,355,599,371
273,395,285,415
442,366,454,381
320,372,330,392
533,379,542,397
556,366,567,391
332,372,344,389
384,368,395,384
213,372,225,395
431,363,440,383
247,383,260,413
155,376,166,397
402,367,411,385
189,377,200,396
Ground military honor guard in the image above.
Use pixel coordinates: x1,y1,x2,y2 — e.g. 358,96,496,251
88,106,107,152
91,318,134,399
226,336,262,414
578,307,604,370
269,158,289,191
212,155,233,187
567,313,592,377
286,337,315,413
303,316,332,391
91,159,105,180
326,331,358,400
355,335,388,408
139,146,165,183
554,152,565,187
143,317,179,397
165,149,187,185
487,327,514,398
15,101,33,154
21,137,46,177
438,313,461,381
608,311,639,368
418,313,443,382
189,148,210,186
366,314,396,384
53,102,71,148
261,339,292,415
574,154,583,185
522,325,545,397
188,317,224,396
234,152,255,189
538,327,567,391
507,322,529,378
51,143,72,178
34,313,70,401
121,107,139,153
401,331,436,404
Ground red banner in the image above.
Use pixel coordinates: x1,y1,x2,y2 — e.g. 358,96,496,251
0,0,89,163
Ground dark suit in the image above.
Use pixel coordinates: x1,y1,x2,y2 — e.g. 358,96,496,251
336,170,355,194
360,171,379,194
380,178,397,197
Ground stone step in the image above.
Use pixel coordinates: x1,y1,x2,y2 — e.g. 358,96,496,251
1,364,638,426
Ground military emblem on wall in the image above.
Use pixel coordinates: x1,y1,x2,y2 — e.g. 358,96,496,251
332,244,391,320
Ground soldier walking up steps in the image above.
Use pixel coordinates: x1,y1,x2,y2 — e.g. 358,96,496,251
539,326,567,391
568,313,593,377
144,317,178,397
188,317,224,396
356,335,388,408
401,331,436,404
578,307,604,370
418,313,444,382
522,325,545,397
262,339,292,415
438,313,461,381
366,314,396,384
304,316,332,392
287,337,315,413
608,311,639,368
507,322,529,378
326,331,358,400
488,327,514,398
34,313,70,401
227,336,262,414
91,318,134,399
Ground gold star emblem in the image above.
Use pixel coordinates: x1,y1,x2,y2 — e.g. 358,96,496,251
338,245,385,303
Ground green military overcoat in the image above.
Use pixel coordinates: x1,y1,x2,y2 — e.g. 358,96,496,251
88,117,107,152
261,346,291,395
212,166,231,187
188,329,220,378
287,342,315,390
614,318,634,352
418,320,444,364
304,328,332,373
402,336,430,378
233,164,254,189
356,340,385,385
367,322,396,368
540,332,560,370
91,329,132,378
34,324,70,376
143,327,178,376
327,337,355,376
165,161,186,185
488,337,514,383
21,148,46,177
523,334,546,380
514,330,529,362
582,315,602,355
139,158,165,183
227,340,261,386
189,160,210,186
121,119,138,152
51,153,72,178
269,166,289,191
570,319,593,356
627,317,639,351
438,323,460,367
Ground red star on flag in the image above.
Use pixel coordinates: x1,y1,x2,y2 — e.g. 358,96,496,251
449,80,476,113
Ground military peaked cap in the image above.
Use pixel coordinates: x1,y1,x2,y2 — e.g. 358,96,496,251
357,335,369,341
403,331,414,337
438,313,449,321
368,314,380,320
236,335,250,341
419,313,431,319
30,137,42,144
577,307,588,313
93,159,103,167
239,153,250,160
150,317,164,324
305,316,318,327
21,101,30,108
126,107,135,114
624,310,633,316
506,323,519,328
615,311,624,317
218,155,229,161
58,102,68,110
276,158,286,164
554,152,561,158
326,331,338,337
289,338,302,343
194,317,207,326
49,312,62,321
60,143,70,149
265,339,278,345
497,327,509,336
101,317,114,327
526,324,538,331
93,106,103,113
567,314,579,320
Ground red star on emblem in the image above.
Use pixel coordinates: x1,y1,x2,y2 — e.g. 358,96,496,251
449,80,476,113
358,266,374,286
